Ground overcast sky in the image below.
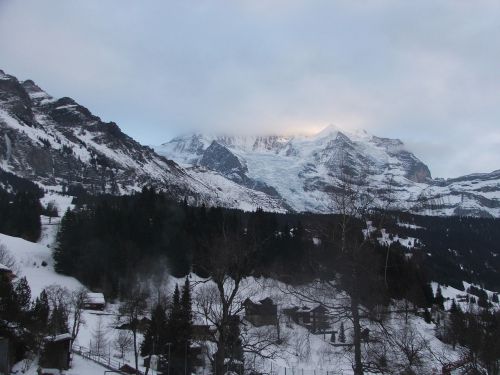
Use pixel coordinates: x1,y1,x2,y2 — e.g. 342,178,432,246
1,1,499,178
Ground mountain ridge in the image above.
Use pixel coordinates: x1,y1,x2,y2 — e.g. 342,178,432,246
1,68,499,217
157,130,500,217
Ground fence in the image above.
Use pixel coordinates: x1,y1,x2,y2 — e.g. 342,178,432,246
251,356,348,375
72,344,141,374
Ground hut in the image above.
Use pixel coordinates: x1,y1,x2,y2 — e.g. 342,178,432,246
0,263,15,281
283,304,329,333
243,297,278,327
84,292,105,310
39,333,72,371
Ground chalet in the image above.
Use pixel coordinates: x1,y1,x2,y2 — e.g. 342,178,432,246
192,324,216,341
0,263,15,281
243,297,278,327
84,292,105,310
283,304,329,333
39,333,72,371
0,337,11,375
119,364,138,374
116,317,151,333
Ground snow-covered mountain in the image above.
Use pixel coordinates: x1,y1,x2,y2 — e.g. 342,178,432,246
157,129,500,217
0,69,287,212
1,68,498,217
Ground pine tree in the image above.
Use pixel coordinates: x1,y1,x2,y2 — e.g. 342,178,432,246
15,276,31,312
48,302,69,336
339,322,346,343
0,273,19,322
167,284,184,375
31,289,50,335
423,308,432,324
180,277,193,374
141,303,168,356
435,285,445,310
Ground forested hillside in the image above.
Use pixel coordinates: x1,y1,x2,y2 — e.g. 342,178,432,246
53,188,500,299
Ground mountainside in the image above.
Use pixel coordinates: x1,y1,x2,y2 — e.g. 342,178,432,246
1,68,498,217
158,129,500,217
0,69,287,212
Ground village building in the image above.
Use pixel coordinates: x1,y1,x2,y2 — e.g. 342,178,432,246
83,292,105,310
39,333,72,371
283,304,329,333
0,263,15,281
243,297,278,327
192,324,216,341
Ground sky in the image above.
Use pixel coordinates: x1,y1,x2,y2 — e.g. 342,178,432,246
0,0,499,178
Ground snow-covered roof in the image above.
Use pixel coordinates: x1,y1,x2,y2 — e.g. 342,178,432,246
0,263,11,271
86,292,105,304
39,368,63,375
44,333,72,342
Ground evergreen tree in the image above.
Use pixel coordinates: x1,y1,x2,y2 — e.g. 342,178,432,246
435,285,445,310
423,308,432,324
0,274,19,322
47,302,69,336
167,284,185,375
180,277,193,374
141,303,168,356
31,289,50,335
422,283,435,308
15,277,31,312
338,322,346,343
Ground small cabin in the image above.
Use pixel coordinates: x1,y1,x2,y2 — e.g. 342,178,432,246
119,364,137,374
192,324,215,341
283,304,329,333
84,292,105,310
0,263,15,281
243,297,278,327
39,333,72,371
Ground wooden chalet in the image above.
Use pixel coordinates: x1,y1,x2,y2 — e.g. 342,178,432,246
192,324,215,341
39,333,72,371
283,304,329,333
243,297,278,327
0,263,15,281
84,292,105,310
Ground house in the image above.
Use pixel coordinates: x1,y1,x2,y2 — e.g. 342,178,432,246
192,324,216,341
116,317,151,333
39,333,72,371
119,364,138,374
283,304,329,333
243,297,278,327
84,292,105,310
0,263,15,281
0,337,11,375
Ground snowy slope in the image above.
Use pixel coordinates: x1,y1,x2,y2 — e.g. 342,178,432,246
157,128,500,217
0,69,287,212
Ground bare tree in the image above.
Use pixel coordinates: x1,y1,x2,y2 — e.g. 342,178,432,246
195,226,282,374
114,330,133,359
91,316,109,356
70,287,88,345
117,284,149,374
0,243,18,273
384,321,430,373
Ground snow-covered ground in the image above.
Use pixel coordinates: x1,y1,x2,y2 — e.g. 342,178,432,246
2,191,495,375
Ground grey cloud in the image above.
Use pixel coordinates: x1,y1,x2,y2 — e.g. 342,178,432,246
1,0,499,177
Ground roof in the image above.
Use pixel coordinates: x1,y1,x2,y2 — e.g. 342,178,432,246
0,263,11,272
87,292,105,304
44,333,72,342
